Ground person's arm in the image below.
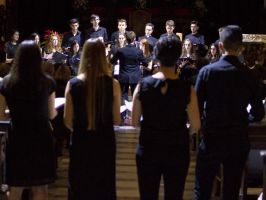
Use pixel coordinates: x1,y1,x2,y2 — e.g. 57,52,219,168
195,68,206,116
187,86,201,133
200,35,205,45
0,93,8,120
110,49,119,64
249,79,265,122
113,79,121,125
104,28,108,42
48,91,57,120
131,84,142,127
5,54,13,64
64,81,73,131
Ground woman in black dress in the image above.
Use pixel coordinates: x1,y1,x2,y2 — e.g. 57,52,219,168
132,36,201,200
0,40,57,200
64,38,121,200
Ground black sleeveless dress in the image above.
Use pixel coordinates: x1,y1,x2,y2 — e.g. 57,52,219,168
68,76,116,200
0,75,56,186
137,76,191,158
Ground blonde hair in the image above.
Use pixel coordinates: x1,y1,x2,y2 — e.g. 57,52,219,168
78,38,110,130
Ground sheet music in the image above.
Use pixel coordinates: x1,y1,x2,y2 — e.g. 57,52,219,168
124,100,133,112
55,97,65,109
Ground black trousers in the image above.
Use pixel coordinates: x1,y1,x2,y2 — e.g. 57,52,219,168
194,140,249,200
136,148,190,200
119,82,137,104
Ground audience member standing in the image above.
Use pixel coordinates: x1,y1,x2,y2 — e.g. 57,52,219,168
111,31,147,104
194,25,265,200
0,40,57,200
64,38,121,200
132,36,201,200
61,18,82,51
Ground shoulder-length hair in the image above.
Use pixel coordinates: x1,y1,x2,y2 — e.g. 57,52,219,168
6,40,44,90
78,38,110,130
140,38,151,58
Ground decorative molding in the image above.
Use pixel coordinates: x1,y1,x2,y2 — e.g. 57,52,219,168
242,34,266,43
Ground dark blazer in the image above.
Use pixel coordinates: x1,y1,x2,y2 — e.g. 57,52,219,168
195,55,265,138
111,44,147,84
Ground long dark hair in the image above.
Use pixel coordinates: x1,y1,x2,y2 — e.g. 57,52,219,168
6,40,44,90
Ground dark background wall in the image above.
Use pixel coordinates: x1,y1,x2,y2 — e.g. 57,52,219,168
2,0,266,45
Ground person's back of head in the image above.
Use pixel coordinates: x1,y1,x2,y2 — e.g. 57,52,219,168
154,36,182,67
79,38,108,76
79,38,110,130
218,25,243,52
7,40,43,89
125,31,136,44
12,40,42,77
54,64,71,82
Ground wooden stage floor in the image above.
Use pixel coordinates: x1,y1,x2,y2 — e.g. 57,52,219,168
48,126,262,200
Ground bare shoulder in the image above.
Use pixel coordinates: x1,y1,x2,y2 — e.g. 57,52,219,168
112,78,120,87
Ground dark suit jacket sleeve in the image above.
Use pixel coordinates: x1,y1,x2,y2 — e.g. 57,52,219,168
248,79,265,122
104,28,108,42
195,68,207,117
200,35,205,45
110,50,119,64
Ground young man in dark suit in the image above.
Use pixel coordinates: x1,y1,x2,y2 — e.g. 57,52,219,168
194,25,265,200
111,31,147,104
138,23,158,49
84,14,108,42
